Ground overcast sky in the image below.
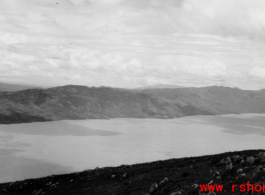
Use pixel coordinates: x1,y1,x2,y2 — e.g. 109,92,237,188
0,0,265,89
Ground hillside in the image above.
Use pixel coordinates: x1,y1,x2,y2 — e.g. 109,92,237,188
0,149,265,195
1,85,265,124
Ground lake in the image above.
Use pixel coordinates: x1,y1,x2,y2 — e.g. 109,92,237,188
0,113,265,183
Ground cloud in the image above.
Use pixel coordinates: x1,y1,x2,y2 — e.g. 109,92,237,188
156,55,228,78
65,52,143,75
0,32,27,44
203,60,228,77
2,0,265,39
0,0,265,89
177,0,265,39
91,0,123,5
68,0,88,5
249,66,265,78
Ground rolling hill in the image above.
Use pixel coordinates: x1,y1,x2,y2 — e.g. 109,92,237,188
0,149,264,195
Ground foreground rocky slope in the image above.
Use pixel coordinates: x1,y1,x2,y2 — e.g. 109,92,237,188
1,85,265,124
1,150,265,195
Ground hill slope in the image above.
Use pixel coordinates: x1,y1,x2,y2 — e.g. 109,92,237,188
0,149,264,195
1,85,265,124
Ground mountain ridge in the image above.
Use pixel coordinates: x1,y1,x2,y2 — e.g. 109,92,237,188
0,85,265,124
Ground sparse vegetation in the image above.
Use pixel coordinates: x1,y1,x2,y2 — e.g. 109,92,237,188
0,150,265,195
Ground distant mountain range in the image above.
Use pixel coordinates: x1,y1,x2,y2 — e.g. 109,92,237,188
1,85,265,124
0,82,38,92
137,84,186,89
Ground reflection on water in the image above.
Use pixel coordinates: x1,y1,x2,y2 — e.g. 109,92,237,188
0,113,265,183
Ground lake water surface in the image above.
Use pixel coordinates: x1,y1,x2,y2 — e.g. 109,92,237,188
1,114,265,182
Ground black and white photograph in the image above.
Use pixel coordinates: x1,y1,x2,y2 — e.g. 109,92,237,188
0,0,265,194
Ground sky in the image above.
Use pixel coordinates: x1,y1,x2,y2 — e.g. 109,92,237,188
0,0,265,89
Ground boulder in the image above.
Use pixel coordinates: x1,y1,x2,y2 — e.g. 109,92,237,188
163,177,169,182
216,176,222,180
150,182,158,194
225,157,232,165
190,184,200,194
208,192,217,195
252,165,265,179
237,168,243,174
226,163,233,170
257,152,265,163
254,165,264,174
191,184,199,189
159,177,169,186
233,155,241,162
246,156,255,165
236,173,246,180
212,169,220,177
257,152,265,158
220,159,225,164
170,191,182,195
